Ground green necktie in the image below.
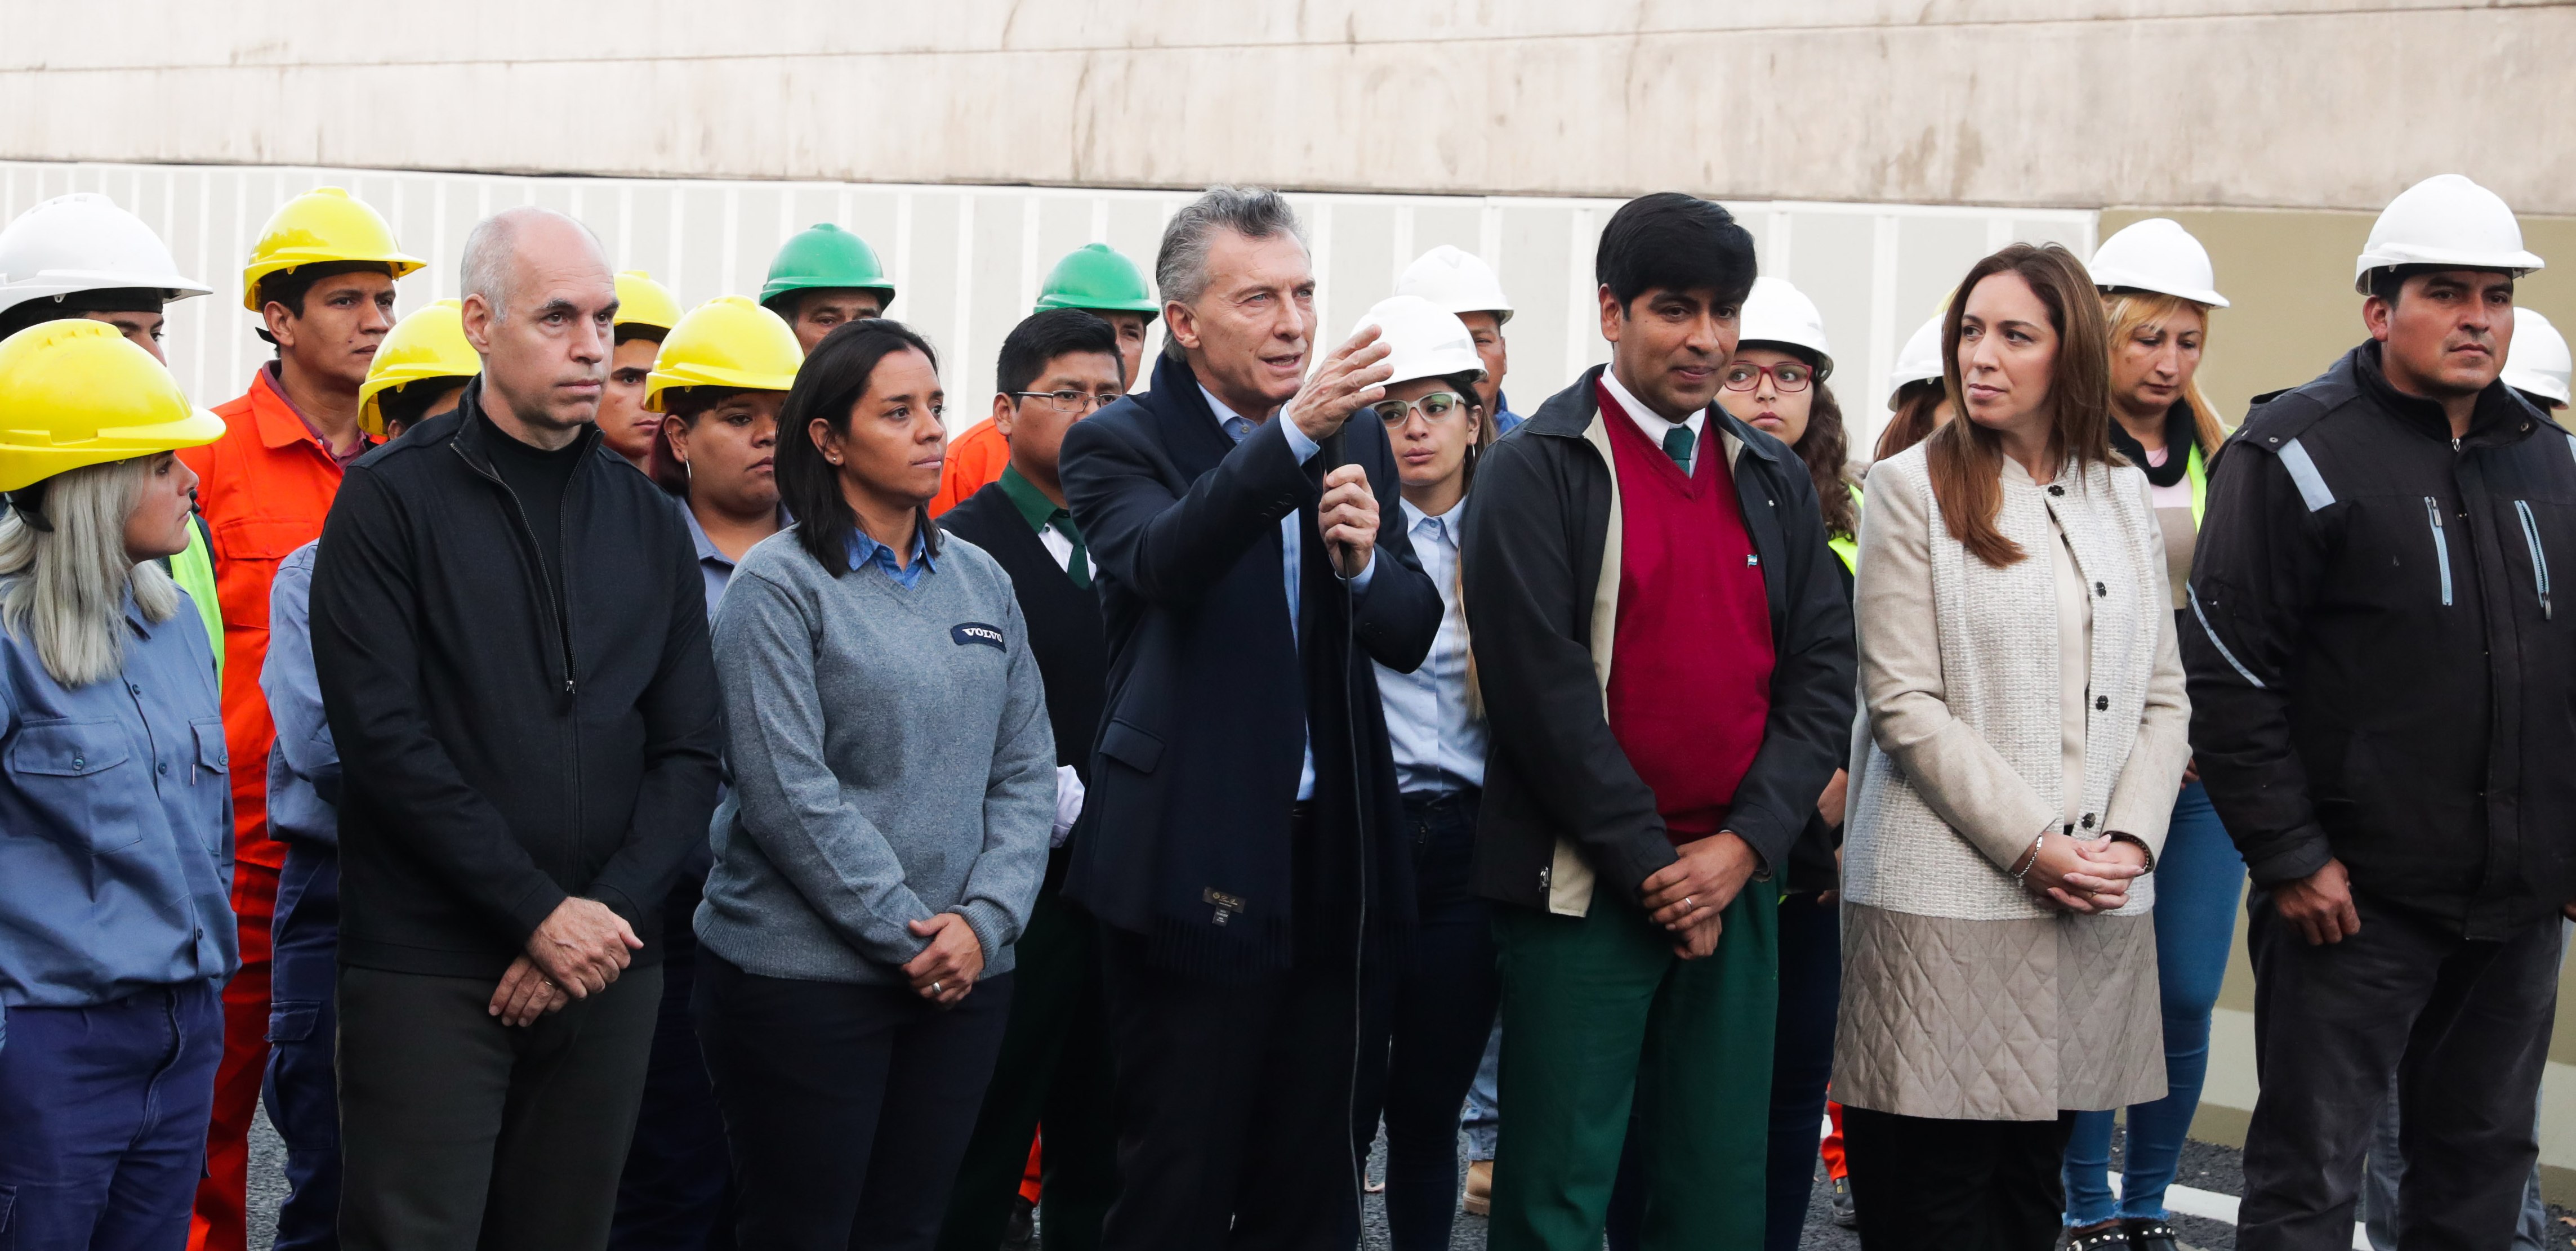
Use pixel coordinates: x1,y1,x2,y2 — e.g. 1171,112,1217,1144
1663,425,1696,472
1053,510,1091,589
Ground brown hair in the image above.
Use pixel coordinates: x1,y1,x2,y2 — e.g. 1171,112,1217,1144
1922,243,2114,568
2101,290,2227,457
1793,381,1857,538
1874,378,1947,462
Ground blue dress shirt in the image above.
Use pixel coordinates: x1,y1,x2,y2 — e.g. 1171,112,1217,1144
845,525,939,589
262,542,338,851
1200,385,1376,801
1,582,238,1017
1372,499,1486,793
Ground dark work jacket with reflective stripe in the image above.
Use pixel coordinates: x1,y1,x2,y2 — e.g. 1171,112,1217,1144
2185,340,2576,936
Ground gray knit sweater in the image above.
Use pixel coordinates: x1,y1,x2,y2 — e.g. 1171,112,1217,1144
695,525,1056,984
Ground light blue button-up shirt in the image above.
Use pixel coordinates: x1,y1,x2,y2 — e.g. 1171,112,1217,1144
262,542,338,852
683,503,791,624
1201,386,1376,801
1374,499,1485,793
846,525,938,589
1,581,238,1017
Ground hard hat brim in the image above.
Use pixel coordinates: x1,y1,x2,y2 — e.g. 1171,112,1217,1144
2352,247,2546,294
242,253,429,311
2093,274,2230,309
0,405,228,494
1031,294,1162,321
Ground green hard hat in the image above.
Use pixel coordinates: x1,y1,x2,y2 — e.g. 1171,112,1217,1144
760,223,895,310
1032,243,1158,321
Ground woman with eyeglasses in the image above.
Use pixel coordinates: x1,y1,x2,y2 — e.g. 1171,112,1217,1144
1336,296,1498,1251
1715,276,1864,1251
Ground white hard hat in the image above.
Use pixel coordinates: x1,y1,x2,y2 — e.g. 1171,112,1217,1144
1886,314,1946,410
2090,218,2229,309
2354,174,2545,294
0,193,211,319
1394,245,1512,324
2503,307,2571,409
1736,277,1833,378
1351,294,1485,388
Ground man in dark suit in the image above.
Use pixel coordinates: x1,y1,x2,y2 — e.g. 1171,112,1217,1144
1058,185,1443,1250
936,309,1130,1251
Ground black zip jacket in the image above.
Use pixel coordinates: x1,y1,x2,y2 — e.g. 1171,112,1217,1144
310,382,724,977
1459,366,1856,913
2185,341,2576,937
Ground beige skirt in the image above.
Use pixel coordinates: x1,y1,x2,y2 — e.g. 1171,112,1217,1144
1830,900,2167,1122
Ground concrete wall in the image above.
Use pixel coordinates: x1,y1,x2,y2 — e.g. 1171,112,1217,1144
1,2,2568,212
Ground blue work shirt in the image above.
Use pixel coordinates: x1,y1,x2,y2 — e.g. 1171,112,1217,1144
1198,385,1376,801
262,542,337,851
845,525,938,589
684,503,791,624
1492,390,1523,437
1372,499,1485,793
0,581,238,1018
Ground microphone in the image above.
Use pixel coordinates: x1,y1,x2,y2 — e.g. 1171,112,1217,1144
1320,419,1357,579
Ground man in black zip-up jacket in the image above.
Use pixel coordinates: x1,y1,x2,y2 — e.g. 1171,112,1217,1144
311,209,722,1251
2186,258,2573,1249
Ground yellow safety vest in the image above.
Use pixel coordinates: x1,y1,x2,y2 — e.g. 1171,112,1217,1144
2187,441,2208,528
1828,482,1863,574
169,516,224,682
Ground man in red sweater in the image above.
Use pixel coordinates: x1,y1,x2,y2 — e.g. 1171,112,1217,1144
1459,194,1855,1250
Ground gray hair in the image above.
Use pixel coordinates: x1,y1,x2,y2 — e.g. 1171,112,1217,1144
1156,186,1307,361
460,206,603,323
0,457,181,688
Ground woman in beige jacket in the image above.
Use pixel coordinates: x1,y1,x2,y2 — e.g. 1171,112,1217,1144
1833,243,2192,1251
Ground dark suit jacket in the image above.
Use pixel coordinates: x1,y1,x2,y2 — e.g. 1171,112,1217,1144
1058,352,1440,973
941,479,1109,896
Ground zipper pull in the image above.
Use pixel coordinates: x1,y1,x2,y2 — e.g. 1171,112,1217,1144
563,677,576,696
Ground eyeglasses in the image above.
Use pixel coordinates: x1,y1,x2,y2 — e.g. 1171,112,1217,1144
1372,391,1470,425
1013,390,1121,414
1721,361,1814,394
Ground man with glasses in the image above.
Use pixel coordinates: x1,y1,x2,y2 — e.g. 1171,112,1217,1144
935,308,1130,1251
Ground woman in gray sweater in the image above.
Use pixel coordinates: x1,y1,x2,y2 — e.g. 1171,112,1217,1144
693,319,1057,1251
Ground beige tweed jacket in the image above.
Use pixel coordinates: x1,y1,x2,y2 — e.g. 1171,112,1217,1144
1832,444,2192,1122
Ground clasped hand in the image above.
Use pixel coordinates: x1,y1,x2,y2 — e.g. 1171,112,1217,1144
2020,833,2147,914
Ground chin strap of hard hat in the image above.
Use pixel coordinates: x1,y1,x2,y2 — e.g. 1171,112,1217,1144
4,481,54,532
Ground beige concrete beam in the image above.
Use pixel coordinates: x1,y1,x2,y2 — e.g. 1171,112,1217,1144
1,2,2565,212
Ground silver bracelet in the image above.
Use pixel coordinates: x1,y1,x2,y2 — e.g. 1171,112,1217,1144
2008,832,2047,882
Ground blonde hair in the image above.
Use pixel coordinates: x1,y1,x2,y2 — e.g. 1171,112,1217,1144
2102,290,2227,456
0,456,182,688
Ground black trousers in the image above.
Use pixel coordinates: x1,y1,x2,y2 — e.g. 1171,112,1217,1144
692,952,1013,1251
1764,890,1841,1251
2238,888,2564,1251
337,963,662,1251
1343,790,1498,1251
935,883,1117,1251
1098,926,1371,1251
610,872,734,1251
1840,1106,2075,1251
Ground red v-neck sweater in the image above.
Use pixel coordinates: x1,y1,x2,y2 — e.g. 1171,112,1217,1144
1598,382,1776,846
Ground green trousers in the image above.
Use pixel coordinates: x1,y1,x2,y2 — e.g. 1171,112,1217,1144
1488,885,1778,1251
933,882,1117,1251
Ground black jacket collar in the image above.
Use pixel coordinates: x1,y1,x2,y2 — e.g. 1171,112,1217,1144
1524,364,1787,467
2350,339,2535,450
445,377,608,472
2107,401,2200,486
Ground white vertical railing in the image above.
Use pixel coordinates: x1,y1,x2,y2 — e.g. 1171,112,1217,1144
0,161,2092,446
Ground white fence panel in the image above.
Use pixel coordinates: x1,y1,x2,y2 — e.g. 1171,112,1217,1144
0,162,2092,448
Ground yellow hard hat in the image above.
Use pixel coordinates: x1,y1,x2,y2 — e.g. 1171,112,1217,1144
645,296,802,413
242,186,425,311
357,300,480,437
0,320,224,492
614,270,682,333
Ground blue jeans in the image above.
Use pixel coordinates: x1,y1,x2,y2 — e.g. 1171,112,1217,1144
2062,781,2244,1225
262,841,341,1251
0,980,224,1251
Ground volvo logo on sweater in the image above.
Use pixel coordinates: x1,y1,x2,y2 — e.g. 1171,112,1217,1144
951,622,1005,650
